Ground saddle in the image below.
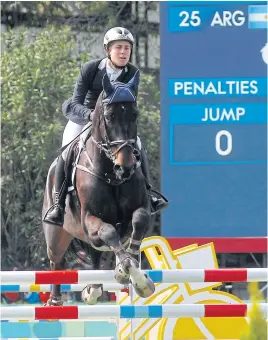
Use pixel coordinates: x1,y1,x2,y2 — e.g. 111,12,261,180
64,139,80,192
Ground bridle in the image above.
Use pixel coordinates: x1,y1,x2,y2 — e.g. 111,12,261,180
92,101,140,166
77,101,141,185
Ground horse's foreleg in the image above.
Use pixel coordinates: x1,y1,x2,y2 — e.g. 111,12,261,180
125,207,155,298
83,215,133,285
83,214,154,297
94,217,154,297
127,207,151,262
97,223,133,285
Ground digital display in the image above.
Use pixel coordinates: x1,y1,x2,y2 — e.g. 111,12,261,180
160,2,267,245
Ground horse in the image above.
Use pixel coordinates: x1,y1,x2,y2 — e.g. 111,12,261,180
42,70,155,306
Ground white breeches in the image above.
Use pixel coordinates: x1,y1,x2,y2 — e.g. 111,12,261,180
61,120,86,160
62,120,86,147
61,120,141,161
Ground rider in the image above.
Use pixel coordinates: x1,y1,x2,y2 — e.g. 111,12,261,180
43,27,168,226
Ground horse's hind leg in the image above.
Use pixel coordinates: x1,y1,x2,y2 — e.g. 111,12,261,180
46,258,66,306
81,248,104,305
43,225,73,306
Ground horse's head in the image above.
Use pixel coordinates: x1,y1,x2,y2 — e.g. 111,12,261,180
92,70,140,182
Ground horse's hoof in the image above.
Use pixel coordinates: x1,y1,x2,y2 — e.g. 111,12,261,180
130,269,155,298
82,285,103,305
44,295,63,306
114,259,134,284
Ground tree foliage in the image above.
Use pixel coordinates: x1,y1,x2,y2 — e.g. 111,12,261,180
1,1,137,30
137,74,160,189
1,26,78,268
1,25,161,269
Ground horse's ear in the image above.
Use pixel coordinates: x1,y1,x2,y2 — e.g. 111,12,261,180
102,73,114,97
128,70,140,93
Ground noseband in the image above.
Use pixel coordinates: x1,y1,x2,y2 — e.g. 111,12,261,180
91,136,139,164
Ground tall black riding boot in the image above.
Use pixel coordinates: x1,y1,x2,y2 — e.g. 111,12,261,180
43,155,68,226
140,146,169,215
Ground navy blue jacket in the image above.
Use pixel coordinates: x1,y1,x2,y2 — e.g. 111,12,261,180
63,58,139,125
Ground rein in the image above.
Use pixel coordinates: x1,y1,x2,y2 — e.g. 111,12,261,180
76,145,141,186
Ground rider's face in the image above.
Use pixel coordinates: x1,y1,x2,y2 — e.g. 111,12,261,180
108,41,131,67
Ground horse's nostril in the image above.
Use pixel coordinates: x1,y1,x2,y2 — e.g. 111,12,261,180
124,165,133,172
114,164,121,172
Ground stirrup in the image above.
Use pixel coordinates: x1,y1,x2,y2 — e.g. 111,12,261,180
151,188,169,202
150,189,169,215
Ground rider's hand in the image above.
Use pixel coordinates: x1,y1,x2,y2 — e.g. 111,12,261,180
85,109,94,121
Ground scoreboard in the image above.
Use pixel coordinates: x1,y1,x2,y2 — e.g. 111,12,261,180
160,2,267,251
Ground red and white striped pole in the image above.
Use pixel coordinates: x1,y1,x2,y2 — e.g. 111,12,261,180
1,268,267,284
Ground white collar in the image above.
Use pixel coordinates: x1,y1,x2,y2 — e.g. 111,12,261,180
98,58,128,73
98,58,107,70
106,61,123,75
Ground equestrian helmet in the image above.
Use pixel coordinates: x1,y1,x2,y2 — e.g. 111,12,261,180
103,27,134,50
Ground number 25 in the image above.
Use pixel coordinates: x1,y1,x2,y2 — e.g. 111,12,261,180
179,11,201,27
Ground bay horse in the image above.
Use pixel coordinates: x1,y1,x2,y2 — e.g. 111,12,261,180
42,71,155,306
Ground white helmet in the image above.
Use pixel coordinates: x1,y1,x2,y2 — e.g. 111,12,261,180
103,27,134,50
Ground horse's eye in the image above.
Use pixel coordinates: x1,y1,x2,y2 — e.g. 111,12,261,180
104,107,113,118
133,109,139,116
105,113,114,121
